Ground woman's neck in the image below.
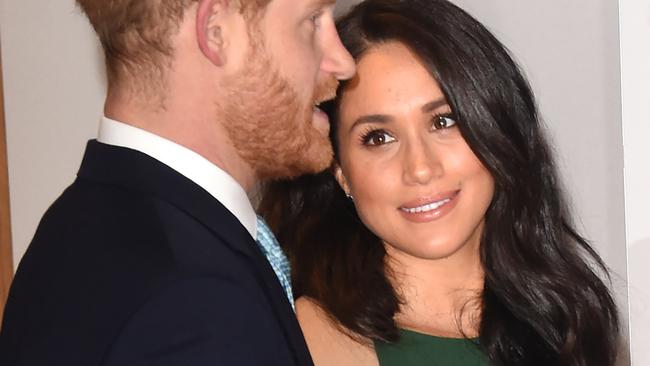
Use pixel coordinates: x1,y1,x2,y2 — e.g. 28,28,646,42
386,238,485,338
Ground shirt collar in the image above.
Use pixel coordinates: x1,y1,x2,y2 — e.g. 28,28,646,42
97,116,257,239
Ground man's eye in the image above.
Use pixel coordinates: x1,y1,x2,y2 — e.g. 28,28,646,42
361,130,396,146
431,115,457,130
309,11,323,25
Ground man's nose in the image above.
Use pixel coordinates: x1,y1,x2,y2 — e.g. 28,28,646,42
321,29,356,80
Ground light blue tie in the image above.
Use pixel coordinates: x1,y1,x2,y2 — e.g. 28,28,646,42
255,216,294,309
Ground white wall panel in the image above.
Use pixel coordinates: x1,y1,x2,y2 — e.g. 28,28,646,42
619,0,650,364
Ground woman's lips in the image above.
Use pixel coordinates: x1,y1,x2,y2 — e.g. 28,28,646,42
398,190,460,223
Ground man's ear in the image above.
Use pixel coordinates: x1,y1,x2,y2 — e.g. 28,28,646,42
333,164,351,196
196,0,230,66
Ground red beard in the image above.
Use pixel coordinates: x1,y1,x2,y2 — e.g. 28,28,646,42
220,43,338,180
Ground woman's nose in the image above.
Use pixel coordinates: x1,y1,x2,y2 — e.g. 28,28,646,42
401,140,443,186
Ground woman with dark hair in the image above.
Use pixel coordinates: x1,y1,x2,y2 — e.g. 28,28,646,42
259,0,620,365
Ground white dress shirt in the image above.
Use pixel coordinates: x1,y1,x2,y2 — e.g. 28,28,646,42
97,116,257,239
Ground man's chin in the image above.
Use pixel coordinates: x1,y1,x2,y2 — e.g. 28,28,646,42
295,134,334,175
300,146,334,175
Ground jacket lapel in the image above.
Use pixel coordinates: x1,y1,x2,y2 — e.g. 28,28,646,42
77,140,313,365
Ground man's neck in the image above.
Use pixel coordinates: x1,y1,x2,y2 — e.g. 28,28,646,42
104,90,258,193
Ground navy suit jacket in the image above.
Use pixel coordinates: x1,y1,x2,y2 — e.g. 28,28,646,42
0,140,313,365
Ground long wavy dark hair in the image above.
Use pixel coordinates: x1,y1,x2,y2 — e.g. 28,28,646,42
259,0,620,365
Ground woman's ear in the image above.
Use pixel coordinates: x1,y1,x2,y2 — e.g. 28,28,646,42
196,0,230,66
333,164,351,197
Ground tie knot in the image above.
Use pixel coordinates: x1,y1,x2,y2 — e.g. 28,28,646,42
256,216,274,244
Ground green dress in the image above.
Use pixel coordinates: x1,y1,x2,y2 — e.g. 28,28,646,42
374,329,491,366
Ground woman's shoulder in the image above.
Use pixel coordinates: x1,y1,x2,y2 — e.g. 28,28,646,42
296,297,379,366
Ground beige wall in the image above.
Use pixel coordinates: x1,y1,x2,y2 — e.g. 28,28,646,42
0,0,104,269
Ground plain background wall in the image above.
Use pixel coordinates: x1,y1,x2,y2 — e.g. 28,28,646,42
1,0,644,363
0,0,104,271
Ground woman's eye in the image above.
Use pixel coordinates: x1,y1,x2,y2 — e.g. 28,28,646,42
432,115,457,130
361,130,396,146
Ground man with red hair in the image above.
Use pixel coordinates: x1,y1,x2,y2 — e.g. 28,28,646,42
0,0,354,364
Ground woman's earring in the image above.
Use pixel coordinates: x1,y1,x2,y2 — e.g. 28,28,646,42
346,193,354,201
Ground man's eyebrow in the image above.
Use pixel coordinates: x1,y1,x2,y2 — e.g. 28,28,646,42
421,98,448,113
349,114,393,132
309,0,336,8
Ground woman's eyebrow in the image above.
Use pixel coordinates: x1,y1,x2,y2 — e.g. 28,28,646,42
348,98,449,132
349,114,393,132
421,98,448,113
